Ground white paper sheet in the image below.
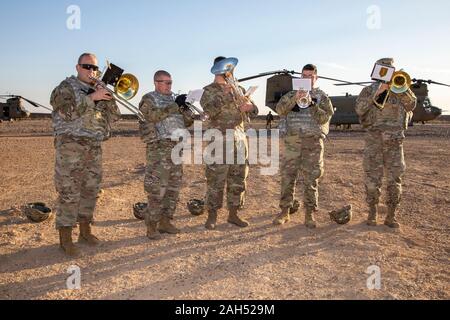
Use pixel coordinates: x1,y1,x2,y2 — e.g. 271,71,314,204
186,89,205,104
292,78,312,91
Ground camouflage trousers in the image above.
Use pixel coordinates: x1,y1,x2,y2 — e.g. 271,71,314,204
205,137,249,212
54,135,102,229
280,134,324,211
363,130,406,208
144,139,183,224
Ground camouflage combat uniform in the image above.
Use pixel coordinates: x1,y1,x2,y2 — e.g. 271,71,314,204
355,83,416,225
139,92,193,225
276,89,334,216
50,76,121,229
200,83,258,213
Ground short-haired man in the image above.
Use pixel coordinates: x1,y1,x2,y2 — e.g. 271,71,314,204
50,53,121,256
139,70,194,239
274,64,334,228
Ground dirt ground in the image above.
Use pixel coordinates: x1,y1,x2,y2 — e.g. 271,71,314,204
0,119,449,300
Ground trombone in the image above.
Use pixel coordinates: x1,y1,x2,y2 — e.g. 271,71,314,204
373,70,413,110
89,66,145,122
172,92,209,122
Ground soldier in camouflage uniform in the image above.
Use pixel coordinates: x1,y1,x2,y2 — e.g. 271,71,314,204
50,53,121,256
139,70,194,240
200,56,258,230
274,64,334,228
355,58,417,228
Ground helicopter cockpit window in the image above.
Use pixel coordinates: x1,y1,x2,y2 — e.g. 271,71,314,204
423,97,432,110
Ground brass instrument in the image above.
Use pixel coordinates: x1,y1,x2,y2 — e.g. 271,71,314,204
373,70,413,110
172,92,209,121
296,91,312,109
89,63,145,122
211,57,252,122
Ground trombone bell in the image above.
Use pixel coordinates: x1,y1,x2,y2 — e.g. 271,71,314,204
390,71,411,94
115,74,139,100
373,70,412,110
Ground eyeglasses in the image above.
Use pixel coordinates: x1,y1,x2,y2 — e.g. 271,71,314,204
79,64,99,72
155,80,173,85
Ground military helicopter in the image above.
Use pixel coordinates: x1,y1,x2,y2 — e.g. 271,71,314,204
331,78,447,127
0,95,52,121
238,70,447,127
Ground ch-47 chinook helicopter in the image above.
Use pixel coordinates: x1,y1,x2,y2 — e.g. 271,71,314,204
0,95,52,121
238,70,447,127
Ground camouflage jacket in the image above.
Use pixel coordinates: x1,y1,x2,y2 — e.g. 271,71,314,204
50,76,121,141
355,83,417,131
200,83,259,134
276,88,334,138
139,91,194,143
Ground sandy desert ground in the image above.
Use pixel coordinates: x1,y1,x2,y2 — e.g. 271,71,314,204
0,119,449,300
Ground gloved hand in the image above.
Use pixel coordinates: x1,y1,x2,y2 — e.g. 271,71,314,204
175,94,188,108
376,90,388,105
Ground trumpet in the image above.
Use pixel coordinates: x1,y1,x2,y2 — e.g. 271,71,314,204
89,65,145,122
373,70,413,110
296,91,312,109
172,93,209,122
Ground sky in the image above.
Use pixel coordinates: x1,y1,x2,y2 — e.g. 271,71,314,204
0,0,449,115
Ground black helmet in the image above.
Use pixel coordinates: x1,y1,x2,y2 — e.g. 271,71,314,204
23,202,52,223
187,199,205,216
133,202,148,220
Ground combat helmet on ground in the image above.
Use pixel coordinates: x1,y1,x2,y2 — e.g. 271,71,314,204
187,199,205,216
133,202,148,220
23,202,52,223
329,205,353,225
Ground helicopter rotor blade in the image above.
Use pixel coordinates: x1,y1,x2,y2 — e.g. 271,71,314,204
412,78,450,88
334,82,374,87
290,71,368,87
19,96,53,112
0,94,52,111
238,70,295,82
318,76,367,86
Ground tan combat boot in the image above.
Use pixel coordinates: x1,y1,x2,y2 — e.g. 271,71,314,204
367,204,378,226
79,222,100,246
146,221,162,240
205,210,218,230
384,206,400,229
227,208,249,228
273,208,290,225
305,208,317,229
158,216,180,234
59,227,80,257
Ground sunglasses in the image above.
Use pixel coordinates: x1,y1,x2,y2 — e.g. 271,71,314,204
79,64,99,72
155,80,173,85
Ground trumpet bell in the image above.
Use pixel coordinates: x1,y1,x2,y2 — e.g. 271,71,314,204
297,93,312,109
115,74,139,100
390,71,411,94
211,57,239,75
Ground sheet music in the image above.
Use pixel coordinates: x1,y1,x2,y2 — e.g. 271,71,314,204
245,86,258,97
186,89,205,104
292,78,312,91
